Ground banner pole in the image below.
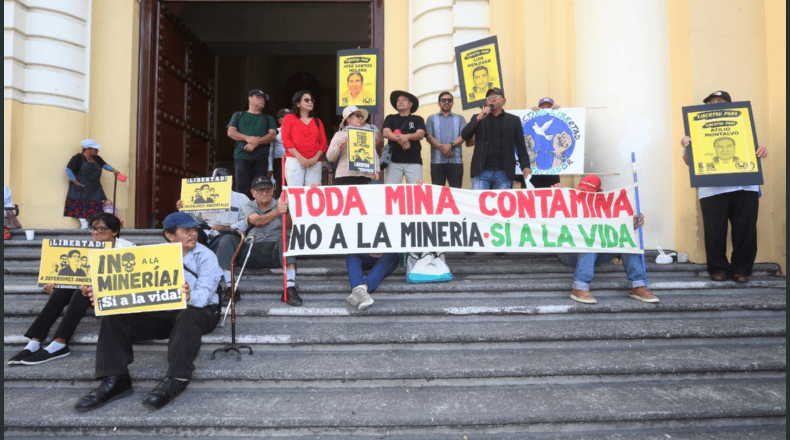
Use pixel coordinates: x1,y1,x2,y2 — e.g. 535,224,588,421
112,174,118,216
631,152,647,283
281,156,287,303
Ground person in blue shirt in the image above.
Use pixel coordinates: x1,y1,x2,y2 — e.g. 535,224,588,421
74,212,222,412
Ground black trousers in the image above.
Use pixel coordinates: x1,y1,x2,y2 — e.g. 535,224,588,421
699,190,759,276
334,176,372,186
94,306,219,380
513,174,560,189
272,157,284,200
234,158,268,197
430,164,464,188
25,288,91,343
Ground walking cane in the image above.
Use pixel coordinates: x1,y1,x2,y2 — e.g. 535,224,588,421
212,231,253,361
282,156,288,303
219,235,255,327
112,174,118,215
631,152,648,283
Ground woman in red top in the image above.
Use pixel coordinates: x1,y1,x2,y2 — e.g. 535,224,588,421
281,90,328,187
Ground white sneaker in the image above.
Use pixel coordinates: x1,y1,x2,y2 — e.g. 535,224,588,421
346,285,367,307
357,290,374,310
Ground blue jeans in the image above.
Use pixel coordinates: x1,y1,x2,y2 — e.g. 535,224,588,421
558,253,647,291
346,253,399,293
235,158,269,197
472,170,511,190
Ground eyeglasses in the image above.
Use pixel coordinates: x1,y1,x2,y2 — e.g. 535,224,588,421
302,98,314,103
439,98,453,103
350,113,363,118
486,95,501,100
89,226,110,233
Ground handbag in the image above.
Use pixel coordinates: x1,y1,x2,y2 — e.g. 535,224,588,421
406,252,452,283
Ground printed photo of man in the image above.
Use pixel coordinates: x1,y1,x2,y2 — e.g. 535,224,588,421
193,184,215,204
340,71,374,106
468,66,493,102
58,250,87,277
709,136,743,171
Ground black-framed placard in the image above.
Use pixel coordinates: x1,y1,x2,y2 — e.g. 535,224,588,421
454,36,503,110
337,48,380,115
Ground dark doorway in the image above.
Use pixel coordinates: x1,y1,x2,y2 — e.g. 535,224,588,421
136,0,383,228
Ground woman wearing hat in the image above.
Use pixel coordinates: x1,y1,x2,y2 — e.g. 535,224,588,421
326,106,383,185
281,90,328,187
63,139,123,229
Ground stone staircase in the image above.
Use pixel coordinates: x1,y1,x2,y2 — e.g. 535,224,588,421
3,229,786,438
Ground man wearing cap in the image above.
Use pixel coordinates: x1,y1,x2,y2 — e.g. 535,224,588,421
75,212,222,412
176,168,250,299
514,97,564,189
554,177,658,304
227,89,278,196
213,176,302,306
340,72,375,107
426,91,473,188
461,88,531,190
680,90,769,283
382,91,426,184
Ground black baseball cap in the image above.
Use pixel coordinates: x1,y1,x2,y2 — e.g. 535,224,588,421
486,87,505,98
251,176,276,191
703,90,731,103
248,89,270,100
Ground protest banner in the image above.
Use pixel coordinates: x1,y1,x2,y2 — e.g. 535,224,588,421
510,108,586,175
38,239,112,289
90,243,185,316
180,176,233,213
337,48,379,114
347,127,376,174
682,101,763,187
285,184,642,256
455,36,504,110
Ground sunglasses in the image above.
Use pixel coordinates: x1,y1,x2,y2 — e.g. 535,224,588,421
440,98,453,103
350,113,363,118
302,98,314,103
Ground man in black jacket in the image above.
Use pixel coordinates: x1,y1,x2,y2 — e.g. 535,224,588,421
461,88,531,189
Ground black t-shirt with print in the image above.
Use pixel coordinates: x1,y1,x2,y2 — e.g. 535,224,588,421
383,114,426,165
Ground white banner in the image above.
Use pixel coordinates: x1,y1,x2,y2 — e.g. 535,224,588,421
285,184,641,256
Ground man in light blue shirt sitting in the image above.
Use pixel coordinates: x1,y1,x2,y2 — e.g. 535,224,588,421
680,90,769,283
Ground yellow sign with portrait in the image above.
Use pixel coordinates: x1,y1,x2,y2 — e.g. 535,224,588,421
337,48,379,114
347,127,376,174
682,101,763,187
180,176,232,213
90,243,185,316
455,36,504,110
38,239,112,289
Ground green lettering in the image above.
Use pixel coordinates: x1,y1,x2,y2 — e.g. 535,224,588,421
578,224,598,247
604,225,619,248
491,224,505,247
505,222,512,247
556,225,576,247
619,224,637,248
519,224,537,247
541,225,557,248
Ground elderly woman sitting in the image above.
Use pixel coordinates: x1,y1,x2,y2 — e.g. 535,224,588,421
7,213,134,366
326,106,383,185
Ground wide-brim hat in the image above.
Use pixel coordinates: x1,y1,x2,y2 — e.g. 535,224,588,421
703,90,732,104
340,106,370,129
390,90,419,113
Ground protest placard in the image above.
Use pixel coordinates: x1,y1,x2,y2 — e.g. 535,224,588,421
37,239,112,289
90,243,185,316
682,101,763,187
285,184,641,256
510,107,586,175
347,127,376,174
455,36,504,110
337,48,379,115
179,176,233,213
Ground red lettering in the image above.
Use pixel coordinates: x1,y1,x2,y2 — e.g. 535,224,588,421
594,192,614,218
549,189,571,218
306,188,325,217
325,187,343,216
587,193,597,218
516,190,536,218
533,190,552,218
413,185,433,215
569,190,589,218
497,192,517,218
288,188,306,217
385,186,405,215
479,191,497,216
343,187,367,216
612,189,634,217
436,187,460,215
406,185,414,215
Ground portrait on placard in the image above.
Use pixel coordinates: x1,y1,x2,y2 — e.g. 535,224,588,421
347,127,376,174
179,176,233,213
89,243,185,316
682,101,763,187
455,36,504,110
337,48,379,114
38,239,112,289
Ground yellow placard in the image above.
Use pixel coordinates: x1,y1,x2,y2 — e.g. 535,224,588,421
686,107,759,175
347,127,376,174
38,239,112,288
90,243,185,316
180,176,232,213
337,49,378,111
460,43,500,103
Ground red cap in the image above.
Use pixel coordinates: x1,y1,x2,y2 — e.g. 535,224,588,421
577,175,602,192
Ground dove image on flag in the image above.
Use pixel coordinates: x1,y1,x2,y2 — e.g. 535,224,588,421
510,107,586,176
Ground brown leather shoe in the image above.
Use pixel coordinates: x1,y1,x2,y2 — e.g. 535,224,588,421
570,289,596,304
629,286,659,303
710,272,727,282
732,274,749,283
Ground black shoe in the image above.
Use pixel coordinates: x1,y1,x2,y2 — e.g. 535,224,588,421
74,375,133,412
282,285,302,306
222,285,241,304
7,348,38,366
142,377,189,411
732,274,749,283
20,345,70,365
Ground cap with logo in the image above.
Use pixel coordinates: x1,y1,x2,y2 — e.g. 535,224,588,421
577,175,602,193
251,175,276,191
538,97,555,106
248,89,270,100
702,90,732,104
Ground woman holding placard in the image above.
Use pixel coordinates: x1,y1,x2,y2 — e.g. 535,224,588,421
7,213,135,366
326,105,382,185
281,90,328,187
